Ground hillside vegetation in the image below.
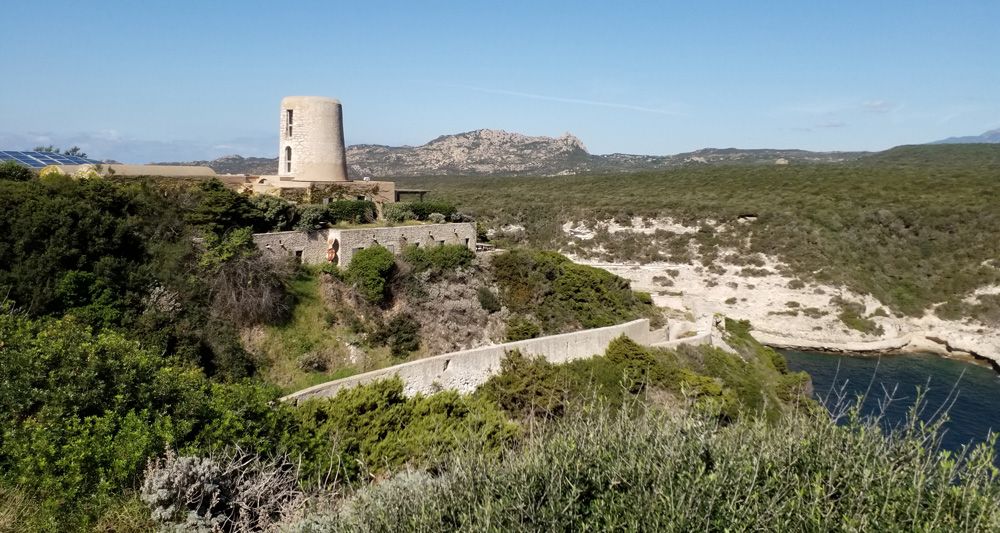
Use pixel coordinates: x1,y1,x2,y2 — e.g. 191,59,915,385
396,144,1000,319
3,159,999,530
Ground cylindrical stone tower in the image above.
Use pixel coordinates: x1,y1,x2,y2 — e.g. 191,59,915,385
278,96,349,182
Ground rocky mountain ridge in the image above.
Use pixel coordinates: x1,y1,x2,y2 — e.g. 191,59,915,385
169,129,870,177
932,128,1000,145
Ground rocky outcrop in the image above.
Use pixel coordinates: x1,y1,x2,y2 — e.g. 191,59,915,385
170,130,869,178
346,129,594,177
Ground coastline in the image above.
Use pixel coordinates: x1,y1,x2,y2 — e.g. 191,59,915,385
753,329,1000,372
566,251,1000,375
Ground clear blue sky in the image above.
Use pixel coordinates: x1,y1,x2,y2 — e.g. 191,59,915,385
1,0,998,162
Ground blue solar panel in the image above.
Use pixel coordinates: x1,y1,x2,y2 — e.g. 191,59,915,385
0,150,101,169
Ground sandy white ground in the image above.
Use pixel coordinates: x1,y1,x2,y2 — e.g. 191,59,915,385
562,218,1000,368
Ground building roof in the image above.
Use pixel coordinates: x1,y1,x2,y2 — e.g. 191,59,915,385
0,150,101,168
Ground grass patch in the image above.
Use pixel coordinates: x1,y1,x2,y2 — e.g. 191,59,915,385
258,268,361,392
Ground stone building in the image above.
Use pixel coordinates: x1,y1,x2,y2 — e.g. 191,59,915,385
253,222,477,267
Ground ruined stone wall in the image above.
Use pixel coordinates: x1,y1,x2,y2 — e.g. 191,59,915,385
252,230,329,264
331,222,476,266
282,319,657,402
252,222,476,267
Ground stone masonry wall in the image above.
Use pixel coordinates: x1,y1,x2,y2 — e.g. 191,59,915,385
252,230,328,264
282,319,659,403
331,222,476,266
252,222,477,267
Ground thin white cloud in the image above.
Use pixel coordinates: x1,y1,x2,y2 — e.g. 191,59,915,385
862,100,895,113
443,83,684,116
816,121,847,128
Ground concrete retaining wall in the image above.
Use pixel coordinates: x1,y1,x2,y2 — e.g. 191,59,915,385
283,319,656,403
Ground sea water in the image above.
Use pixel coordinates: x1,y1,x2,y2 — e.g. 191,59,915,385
782,350,1000,455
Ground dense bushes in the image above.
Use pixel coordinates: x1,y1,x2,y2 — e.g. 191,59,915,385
0,160,33,181
283,379,519,484
296,404,1000,531
0,310,290,527
477,332,803,423
395,145,1000,317
0,176,155,321
402,243,474,274
294,200,377,230
504,316,541,341
492,249,659,334
0,308,517,528
346,245,396,305
383,202,415,223
405,201,457,221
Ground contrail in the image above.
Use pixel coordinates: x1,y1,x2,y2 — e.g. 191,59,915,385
442,83,683,116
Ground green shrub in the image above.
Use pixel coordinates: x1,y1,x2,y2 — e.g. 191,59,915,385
346,246,396,305
0,160,33,181
475,351,571,419
248,194,297,231
403,244,474,274
492,249,655,334
0,310,289,524
283,378,519,483
477,287,501,313
372,314,422,357
406,201,457,220
294,201,377,230
326,200,376,224
295,205,329,231
505,316,541,341
383,203,415,223
833,296,884,335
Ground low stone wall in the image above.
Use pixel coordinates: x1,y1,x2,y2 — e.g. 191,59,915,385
283,319,656,403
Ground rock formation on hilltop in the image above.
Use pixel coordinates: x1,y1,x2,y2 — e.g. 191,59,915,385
172,129,869,177
347,129,593,177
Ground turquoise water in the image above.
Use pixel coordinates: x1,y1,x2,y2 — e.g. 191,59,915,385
782,350,1000,454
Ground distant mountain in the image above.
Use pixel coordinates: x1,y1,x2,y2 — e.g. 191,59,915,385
931,129,1000,144
155,154,277,175
163,129,869,177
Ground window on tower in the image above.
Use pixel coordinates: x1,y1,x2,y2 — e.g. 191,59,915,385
286,109,293,137
285,146,292,173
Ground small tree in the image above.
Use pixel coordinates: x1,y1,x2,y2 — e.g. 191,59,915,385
346,245,396,305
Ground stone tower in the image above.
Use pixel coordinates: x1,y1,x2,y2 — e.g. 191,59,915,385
278,96,349,182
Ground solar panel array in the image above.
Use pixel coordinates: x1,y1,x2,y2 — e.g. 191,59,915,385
0,150,102,168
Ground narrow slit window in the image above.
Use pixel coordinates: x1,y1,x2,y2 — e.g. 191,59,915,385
285,146,292,173
286,109,293,137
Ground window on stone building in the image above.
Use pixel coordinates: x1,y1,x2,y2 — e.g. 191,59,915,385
286,109,293,137
285,146,292,173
